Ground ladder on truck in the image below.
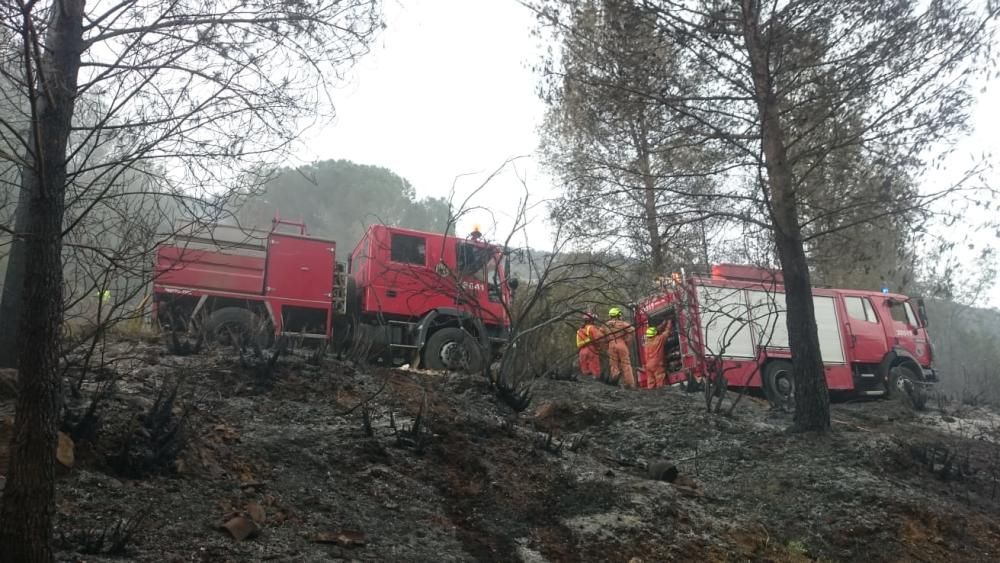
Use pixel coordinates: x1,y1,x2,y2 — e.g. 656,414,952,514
332,262,348,314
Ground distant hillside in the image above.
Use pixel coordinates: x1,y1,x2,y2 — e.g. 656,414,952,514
925,299,1000,402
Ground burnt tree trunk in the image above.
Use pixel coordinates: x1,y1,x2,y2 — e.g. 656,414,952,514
699,221,710,267
638,147,663,273
0,1,87,560
0,198,28,368
739,0,830,431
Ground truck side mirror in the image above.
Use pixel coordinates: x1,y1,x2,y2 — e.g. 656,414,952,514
507,277,520,292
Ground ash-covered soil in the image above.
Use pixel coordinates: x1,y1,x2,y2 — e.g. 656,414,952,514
3,338,1000,562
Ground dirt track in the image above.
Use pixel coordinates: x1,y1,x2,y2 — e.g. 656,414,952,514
3,339,1000,562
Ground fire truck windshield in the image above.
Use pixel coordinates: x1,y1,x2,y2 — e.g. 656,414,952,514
456,241,493,280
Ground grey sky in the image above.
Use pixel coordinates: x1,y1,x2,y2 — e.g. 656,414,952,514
296,0,999,303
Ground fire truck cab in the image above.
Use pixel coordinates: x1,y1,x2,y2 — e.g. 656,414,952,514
345,224,511,370
635,264,936,407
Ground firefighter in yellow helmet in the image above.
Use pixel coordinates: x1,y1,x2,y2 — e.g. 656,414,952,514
643,323,670,388
92,288,112,325
605,307,636,388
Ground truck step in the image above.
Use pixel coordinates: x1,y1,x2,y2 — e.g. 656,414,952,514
863,390,886,396
279,332,328,340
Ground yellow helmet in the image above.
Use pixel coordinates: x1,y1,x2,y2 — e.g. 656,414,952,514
646,326,657,338
608,307,622,318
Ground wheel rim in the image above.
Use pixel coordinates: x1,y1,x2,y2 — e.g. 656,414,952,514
440,341,470,370
217,323,251,346
774,369,793,399
895,371,914,394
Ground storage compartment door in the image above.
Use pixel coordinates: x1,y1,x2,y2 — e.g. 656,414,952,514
697,285,755,359
264,235,336,303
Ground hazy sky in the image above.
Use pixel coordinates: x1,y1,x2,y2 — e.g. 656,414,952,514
296,0,999,302
300,0,553,245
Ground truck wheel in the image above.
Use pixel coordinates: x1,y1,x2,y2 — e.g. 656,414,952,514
424,328,483,373
889,365,927,410
682,371,702,393
763,360,794,409
204,307,269,349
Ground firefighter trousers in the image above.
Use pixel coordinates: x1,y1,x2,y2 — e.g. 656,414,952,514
646,361,665,388
578,346,601,377
608,342,635,388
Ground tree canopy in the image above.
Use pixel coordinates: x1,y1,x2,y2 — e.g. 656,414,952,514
238,159,450,246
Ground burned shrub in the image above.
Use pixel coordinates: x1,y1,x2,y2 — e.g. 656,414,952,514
56,513,146,556
495,374,532,412
906,441,975,482
61,371,118,447
389,407,432,454
932,444,974,481
108,380,188,477
489,353,533,412
361,403,376,437
165,329,204,356
307,340,328,366
237,336,287,391
160,307,206,357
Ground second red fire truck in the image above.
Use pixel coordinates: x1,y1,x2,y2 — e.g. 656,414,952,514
634,264,937,407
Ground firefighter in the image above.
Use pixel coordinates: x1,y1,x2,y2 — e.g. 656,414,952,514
643,323,669,388
576,313,604,378
94,289,111,324
605,307,635,388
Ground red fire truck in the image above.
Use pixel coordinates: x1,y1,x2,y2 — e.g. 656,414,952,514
152,217,513,371
634,264,937,407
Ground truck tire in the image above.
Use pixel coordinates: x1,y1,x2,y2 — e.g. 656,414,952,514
763,360,794,409
204,307,270,349
424,327,484,373
889,364,927,410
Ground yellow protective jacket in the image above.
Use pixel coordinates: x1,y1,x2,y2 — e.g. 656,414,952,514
576,323,603,349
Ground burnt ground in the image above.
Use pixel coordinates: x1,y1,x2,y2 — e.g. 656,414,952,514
3,338,1000,562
